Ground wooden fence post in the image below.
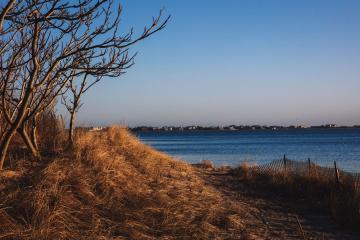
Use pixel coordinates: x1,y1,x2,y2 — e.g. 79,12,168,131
334,161,340,184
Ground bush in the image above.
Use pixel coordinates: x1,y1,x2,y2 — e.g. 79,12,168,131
37,110,66,155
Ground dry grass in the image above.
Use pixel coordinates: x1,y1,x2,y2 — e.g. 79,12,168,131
193,160,216,170
232,163,360,229
0,127,247,239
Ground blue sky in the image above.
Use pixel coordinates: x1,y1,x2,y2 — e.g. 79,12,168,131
63,0,360,127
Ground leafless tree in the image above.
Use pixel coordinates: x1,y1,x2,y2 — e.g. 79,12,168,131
0,0,169,169
0,0,16,32
61,73,98,145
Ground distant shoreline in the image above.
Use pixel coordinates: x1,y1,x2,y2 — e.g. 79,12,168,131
131,125,360,132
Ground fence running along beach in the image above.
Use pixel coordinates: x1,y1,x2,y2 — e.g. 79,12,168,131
249,155,360,192
238,155,360,227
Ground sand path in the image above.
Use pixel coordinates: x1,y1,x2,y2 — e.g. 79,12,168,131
195,167,359,240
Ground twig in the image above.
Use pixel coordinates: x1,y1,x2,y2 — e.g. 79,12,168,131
295,214,306,240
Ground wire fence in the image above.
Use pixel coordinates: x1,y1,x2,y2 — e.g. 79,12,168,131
249,155,360,193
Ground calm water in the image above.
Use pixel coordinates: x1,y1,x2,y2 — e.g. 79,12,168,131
135,128,360,172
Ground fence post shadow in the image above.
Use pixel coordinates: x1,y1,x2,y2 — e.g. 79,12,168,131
334,161,340,185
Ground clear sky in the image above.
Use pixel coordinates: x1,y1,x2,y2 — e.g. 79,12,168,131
61,0,360,127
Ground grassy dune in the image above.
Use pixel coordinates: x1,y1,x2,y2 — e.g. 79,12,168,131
0,127,246,239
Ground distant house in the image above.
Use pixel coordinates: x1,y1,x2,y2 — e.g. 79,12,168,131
185,126,197,130
89,126,103,131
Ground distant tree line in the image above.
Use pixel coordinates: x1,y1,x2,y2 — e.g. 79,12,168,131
131,124,358,132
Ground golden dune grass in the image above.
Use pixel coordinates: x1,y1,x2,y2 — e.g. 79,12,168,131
0,127,246,239
233,163,360,229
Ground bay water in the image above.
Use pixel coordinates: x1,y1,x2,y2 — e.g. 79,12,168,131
135,128,360,172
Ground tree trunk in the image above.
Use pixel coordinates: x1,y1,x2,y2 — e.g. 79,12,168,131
19,126,40,158
31,114,39,151
0,42,37,168
68,110,76,147
31,124,38,151
0,127,16,169
0,109,29,169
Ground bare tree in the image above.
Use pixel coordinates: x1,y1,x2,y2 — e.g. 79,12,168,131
0,0,169,169
0,0,16,32
0,0,18,139
61,73,98,145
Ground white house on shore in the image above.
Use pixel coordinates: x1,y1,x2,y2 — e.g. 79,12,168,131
89,126,104,131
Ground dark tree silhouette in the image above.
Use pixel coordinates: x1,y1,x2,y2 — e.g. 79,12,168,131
0,0,169,169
